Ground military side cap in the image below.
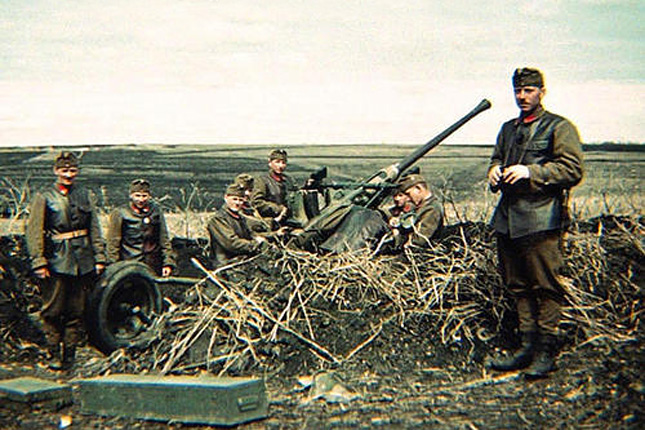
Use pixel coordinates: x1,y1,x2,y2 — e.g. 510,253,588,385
225,183,246,197
130,178,151,194
234,173,254,190
269,149,288,161
512,67,544,88
54,151,79,168
397,173,426,192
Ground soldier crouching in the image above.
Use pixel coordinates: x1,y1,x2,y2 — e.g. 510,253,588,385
208,184,288,268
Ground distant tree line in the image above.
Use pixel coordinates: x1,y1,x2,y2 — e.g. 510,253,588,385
582,142,644,152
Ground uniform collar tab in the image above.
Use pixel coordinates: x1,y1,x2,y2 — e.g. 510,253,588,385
56,183,70,195
517,106,545,124
226,208,241,219
270,172,284,182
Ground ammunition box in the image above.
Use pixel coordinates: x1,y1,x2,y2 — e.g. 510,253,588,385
74,374,267,426
0,377,72,411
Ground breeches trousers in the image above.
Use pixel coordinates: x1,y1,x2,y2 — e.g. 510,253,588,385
497,230,566,335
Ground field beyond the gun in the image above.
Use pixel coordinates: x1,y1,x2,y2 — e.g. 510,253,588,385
0,144,643,430
0,143,642,233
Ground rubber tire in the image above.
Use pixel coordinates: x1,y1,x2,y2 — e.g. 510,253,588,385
88,260,162,354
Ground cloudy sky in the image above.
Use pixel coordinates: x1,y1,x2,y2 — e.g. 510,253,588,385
0,0,642,146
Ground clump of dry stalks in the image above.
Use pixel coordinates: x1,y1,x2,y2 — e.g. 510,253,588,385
90,216,642,377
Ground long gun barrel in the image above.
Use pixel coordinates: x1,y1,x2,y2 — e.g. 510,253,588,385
302,99,491,233
363,98,492,208
398,99,491,173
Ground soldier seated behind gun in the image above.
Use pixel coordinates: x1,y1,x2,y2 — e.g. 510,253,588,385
106,179,175,277
392,174,443,248
384,189,415,229
208,184,287,267
251,149,296,228
26,151,106,370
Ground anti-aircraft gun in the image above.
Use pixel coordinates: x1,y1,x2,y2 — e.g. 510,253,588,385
287,99,492,250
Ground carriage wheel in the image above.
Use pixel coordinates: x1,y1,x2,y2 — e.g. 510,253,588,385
88,260,162,354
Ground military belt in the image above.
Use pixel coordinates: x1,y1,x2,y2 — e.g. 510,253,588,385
50,229,89,240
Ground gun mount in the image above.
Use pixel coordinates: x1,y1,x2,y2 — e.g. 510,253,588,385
288,99,492,250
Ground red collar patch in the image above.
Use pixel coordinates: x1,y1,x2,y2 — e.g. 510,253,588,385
56,184,69,195
270,172,284,182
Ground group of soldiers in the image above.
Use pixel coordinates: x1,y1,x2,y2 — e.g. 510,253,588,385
24,67,583,380
24,146,445,370
209,148,446,264
25,156,177,370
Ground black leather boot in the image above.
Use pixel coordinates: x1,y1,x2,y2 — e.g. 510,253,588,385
489,331,537,371
525,334,558,378
47,343,64,371
61,343,76,370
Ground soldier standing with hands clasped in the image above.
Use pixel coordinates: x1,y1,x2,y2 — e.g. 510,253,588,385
106,179,175,277
26,152,107,370
487,68,584,378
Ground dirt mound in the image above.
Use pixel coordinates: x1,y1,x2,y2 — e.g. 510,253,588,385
0,216,642,429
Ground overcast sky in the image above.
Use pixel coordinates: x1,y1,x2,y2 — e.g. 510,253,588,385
0,0,642,146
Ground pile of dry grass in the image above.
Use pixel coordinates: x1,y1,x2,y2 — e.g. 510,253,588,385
81,215,642,378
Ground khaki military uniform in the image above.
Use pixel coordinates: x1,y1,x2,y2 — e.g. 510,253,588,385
207,206,263,267
26,182,106,347
489,106,583,335
393,195,443,248
252,172,295,219
408,196,443,247
106,201,175,275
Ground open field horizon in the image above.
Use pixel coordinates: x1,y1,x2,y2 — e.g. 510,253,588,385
0,144,642,237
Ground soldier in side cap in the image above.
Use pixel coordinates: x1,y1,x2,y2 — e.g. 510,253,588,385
234,173,255,202
392,173,443,248
251,149,296,227
106,179,175,277
208,184,287,267
26,151,106,370
234,173,274,233
487,67,584,378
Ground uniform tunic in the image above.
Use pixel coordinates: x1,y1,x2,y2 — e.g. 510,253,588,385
408,195,444,248
26,183,106,275
391,195,443,249
26,182,106,345
207,207,262,266
251,172,295,219
488,106,584,334
106,201,175,275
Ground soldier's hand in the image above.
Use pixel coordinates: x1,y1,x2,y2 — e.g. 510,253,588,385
488,165,502,188
95,263,105,275
274,207,288,223
34,267,50,279
502,164,530,184
162,266,172,277
254,236,267,244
